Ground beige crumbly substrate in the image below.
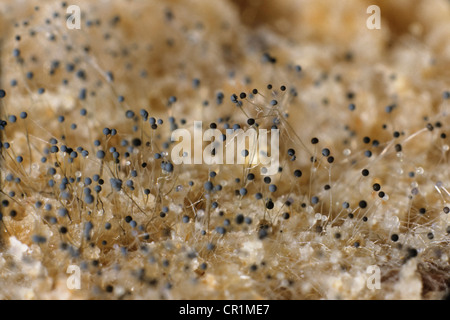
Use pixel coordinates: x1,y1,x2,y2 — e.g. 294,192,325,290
0,0,449,300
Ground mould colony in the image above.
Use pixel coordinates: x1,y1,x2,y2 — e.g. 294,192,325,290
0,0,450,299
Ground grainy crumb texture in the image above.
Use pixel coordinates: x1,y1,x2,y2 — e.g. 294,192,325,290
0,0,450,300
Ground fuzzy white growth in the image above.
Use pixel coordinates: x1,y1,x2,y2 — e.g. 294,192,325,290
0,0,449,301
